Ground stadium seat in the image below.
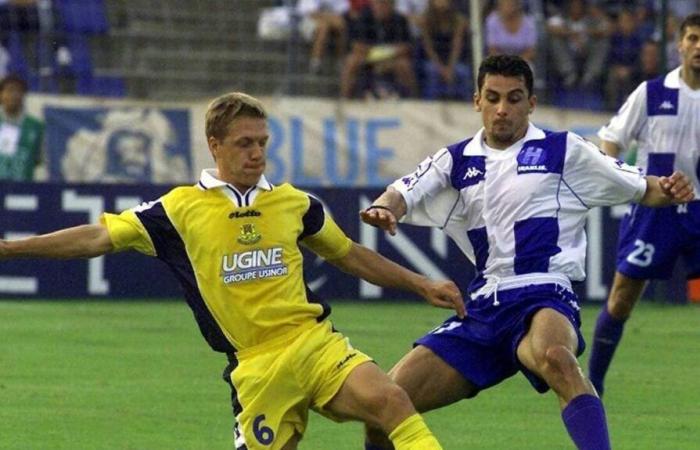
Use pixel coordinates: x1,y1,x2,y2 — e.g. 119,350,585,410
91,75,126,98
55,0,108,34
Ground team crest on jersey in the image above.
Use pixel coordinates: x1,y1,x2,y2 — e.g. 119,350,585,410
237,223,262,245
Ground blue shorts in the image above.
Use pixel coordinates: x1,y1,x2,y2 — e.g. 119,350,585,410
616,202,700,280
415,283,584,394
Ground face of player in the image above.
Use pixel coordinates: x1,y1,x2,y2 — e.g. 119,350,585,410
0,82,25,116
208,116,269,192
678,25,700,73
474,74,535,150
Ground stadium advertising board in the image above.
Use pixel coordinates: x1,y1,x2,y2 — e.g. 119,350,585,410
30,95,611,187
3,182,686,302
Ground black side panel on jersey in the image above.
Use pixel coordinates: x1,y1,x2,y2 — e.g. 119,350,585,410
136,202,235,354
298,195,325,240
299,195,332,321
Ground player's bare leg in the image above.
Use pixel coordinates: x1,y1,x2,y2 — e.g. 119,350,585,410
588,272,648,395
364,345,477,449
517,308,610,450
325,361,443,449
280,432,301,450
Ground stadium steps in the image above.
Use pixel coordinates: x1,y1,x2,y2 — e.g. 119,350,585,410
94,0,340,100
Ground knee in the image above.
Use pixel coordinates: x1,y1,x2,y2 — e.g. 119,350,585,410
366,383,414,428
541,345,583,384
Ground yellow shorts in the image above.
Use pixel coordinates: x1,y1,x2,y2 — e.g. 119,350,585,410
226,320,373,450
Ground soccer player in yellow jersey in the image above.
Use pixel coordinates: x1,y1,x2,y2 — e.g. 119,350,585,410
0,92,466,450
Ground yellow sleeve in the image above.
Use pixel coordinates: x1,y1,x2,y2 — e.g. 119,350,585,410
302,213,353,261
100,210,156,256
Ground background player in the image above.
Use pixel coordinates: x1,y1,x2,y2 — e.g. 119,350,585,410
588,12,700,397
0,92,465,450
360,55,694,450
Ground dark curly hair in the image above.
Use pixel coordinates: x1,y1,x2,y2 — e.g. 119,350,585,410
477,54,533,97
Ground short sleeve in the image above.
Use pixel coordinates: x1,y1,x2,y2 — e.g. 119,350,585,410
597,81,647,150
300,196,353,260
101,208,156,256
563,133,647,207
390,147,460,228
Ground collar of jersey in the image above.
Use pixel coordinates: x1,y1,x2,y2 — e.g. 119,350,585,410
666,66,700,98
464,123,545,159
198,169,273,192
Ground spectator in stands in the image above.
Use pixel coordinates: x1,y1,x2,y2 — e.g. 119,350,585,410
604,8,644,110
665,14,682,69
546,0,611,89
0,0,39,35
296,0,350,74
420,0,471,100
630,39,662,87
485,0,537,63
396,0,429,37
340,0,418,98
0,74,43,181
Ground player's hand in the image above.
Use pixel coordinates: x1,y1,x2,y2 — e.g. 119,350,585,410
659,171,695,204
360,205,398,236
422,279,466,319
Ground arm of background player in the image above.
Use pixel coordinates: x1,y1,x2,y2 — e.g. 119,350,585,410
600,140,622,158
329,242,465,317
641,172,695,207
359,186,406,236
0,224,113,260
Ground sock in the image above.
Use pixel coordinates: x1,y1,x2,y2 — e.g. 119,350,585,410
587,306,626,396
388,413,442,450
562,394,611,450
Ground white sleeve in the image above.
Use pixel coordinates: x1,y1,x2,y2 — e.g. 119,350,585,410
563,133,647,207
597,82,647,150
390,147,460,228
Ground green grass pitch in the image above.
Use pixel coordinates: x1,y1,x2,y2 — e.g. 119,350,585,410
1,300,698,449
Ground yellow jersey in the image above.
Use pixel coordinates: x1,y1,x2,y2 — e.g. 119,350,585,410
101,170,352,353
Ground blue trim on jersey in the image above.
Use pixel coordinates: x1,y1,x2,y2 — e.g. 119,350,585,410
646,77,679,116
513,217,561,274
446,139,484,190
136,202,236,354
646,153,675,176
226,185,243,206
467,226,489,292
517,131,567,175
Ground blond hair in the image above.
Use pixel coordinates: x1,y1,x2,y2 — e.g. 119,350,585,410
205,92,267,141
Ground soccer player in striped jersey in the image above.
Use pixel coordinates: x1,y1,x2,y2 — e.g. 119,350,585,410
361,54,694,450
0,92,466,450
588,12,700,397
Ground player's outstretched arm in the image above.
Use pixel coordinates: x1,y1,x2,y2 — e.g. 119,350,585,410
641,172,695,207
359,187,407,236
0,224,114,260
329,242,465,318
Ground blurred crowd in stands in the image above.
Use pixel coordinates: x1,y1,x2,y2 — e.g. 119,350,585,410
0,0,698,112
297,0,698,109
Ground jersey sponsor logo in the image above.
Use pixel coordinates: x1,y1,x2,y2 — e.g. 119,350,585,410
229,210,262,219
221,247,288,284
463,167,484,179
237,223,262,245
517,146,548,173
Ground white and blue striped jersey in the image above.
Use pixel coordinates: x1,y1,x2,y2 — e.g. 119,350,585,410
392,123,647,296
598,67,700,198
